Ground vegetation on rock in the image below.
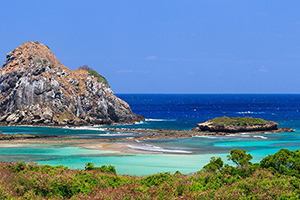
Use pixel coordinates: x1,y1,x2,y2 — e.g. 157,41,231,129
88,70,110,87
1,148,300,199
78,64,110,87
209,116,270,127
193,116,283,133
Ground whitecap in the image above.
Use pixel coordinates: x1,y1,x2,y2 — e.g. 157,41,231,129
236,111,266,114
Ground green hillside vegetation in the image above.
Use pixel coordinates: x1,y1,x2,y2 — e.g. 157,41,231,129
1,148,300,199
88,70,110,88
209,116,270,127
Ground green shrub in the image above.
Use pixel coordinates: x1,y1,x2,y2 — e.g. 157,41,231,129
141,172,173,187
88,70,110,87
84,162,116,174
227,149,253,167
202,156,224,173
260,149,300,177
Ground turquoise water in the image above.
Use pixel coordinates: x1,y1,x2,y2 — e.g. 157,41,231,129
0,94,300,175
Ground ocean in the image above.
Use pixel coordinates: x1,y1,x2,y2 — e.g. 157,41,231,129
0,94,300,175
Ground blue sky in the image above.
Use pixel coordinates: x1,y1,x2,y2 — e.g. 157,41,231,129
1,1,300,93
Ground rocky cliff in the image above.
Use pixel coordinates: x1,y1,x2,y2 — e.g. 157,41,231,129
0,41,144,126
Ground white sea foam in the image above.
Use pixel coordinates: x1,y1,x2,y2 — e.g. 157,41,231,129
253,135,267,139
225,134,238,137
193,135,218,139
127,144,192,154
134,121,145,124
64,126,107,131
97,133,134,136
240,133,250,137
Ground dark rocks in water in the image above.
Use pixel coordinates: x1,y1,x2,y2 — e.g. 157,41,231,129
0,131,3,135
192,116,294,133
0,41,144,126
0,133,61,140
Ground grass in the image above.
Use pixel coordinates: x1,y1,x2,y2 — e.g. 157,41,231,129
209,116,269,127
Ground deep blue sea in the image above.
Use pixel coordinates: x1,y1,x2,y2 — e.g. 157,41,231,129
0,94,300,175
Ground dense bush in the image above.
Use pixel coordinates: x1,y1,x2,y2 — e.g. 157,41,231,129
1,149,300,199
84,162,116,174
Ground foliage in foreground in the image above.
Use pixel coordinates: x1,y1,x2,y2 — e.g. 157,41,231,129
1,149,300,199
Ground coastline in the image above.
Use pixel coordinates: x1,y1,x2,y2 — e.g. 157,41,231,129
0,125,294,154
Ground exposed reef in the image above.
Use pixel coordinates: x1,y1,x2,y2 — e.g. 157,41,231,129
0,41,144,126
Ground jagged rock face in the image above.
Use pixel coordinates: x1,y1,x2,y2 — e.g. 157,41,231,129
0,41,143,126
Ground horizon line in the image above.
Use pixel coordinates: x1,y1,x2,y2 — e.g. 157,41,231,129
115,93,300,95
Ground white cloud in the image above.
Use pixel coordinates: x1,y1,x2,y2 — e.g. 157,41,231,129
117,69,133,74
145,56,157,60
259,66,269,72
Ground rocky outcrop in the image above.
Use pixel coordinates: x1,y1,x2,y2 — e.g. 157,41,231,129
192,116,293,133
0,41,144,126
193,121,278,133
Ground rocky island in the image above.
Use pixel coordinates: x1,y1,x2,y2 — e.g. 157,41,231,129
0,41,144,126
192,116,294,134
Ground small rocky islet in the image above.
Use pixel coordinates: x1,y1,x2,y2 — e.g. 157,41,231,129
192,116,294,135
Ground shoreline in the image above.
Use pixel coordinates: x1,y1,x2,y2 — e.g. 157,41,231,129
0,126,295,154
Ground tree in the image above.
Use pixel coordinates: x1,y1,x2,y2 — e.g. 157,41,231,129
78,65,93,70
202,157,224,173
260,149,300,177
227,149,253,167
